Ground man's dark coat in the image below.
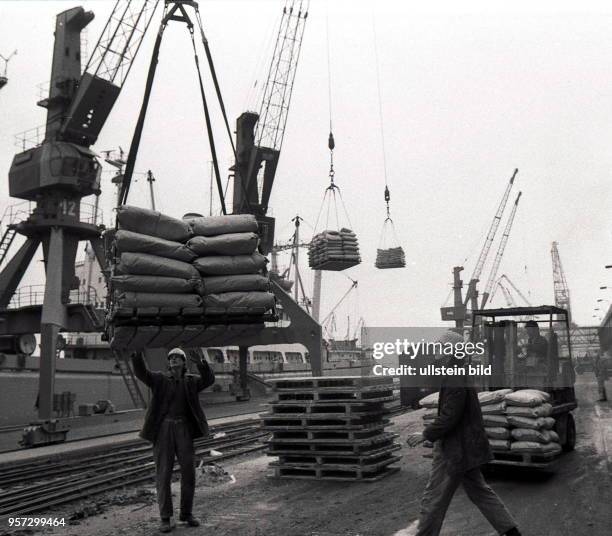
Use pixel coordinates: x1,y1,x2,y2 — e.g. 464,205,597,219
131,353,215,442
423,367,493,475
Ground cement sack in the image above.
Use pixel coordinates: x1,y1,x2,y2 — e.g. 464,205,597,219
115,230,197,263
114,291,202,309
504,389,551,407
202,274,270,295
419,392,439,408
203,291,275,314
194,252,267,276
510,428,559,444
485,427,510,440
188,214,258,237
510,441,562,455
117,205,191,243
112,274,203,294
480,401,506,415
507,416,555,430
187,232,258,256
116,252,199,279
488,439,510,451
483,415,509,428
506,403,553,419
478,389,513,406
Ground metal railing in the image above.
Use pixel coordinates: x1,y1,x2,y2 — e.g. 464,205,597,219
14,124,46,151
8,285,101,309
0,200,103,227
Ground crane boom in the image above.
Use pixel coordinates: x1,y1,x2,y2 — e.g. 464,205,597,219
464,169,518,309
233,0,308,225
498,281,515,307
501,274,532,306
480,191,522,308
551,241,571,321
59,0,159,147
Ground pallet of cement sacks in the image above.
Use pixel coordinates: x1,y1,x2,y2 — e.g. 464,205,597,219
106,206,277,350
375,247,406,269
263,376,400,482
308,229,361,271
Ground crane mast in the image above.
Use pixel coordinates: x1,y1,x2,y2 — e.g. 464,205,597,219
480,191,522,309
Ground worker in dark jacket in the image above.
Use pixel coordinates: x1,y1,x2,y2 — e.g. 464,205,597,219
406,331,521,536
132,348,215,533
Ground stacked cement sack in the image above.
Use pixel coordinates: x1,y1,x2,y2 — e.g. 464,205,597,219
479,389,513,451
504,389,561,456
308,228,360,270
418,389,561,457
375,247,406,269
110,206,275,317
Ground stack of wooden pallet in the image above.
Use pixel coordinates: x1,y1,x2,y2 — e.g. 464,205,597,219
262,376,401,482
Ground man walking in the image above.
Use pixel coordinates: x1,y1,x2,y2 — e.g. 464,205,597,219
132,348,215,532
406,331,521,536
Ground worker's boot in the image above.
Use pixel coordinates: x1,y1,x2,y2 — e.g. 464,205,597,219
504,528,522,536
159,517,175,533
179,514,200,527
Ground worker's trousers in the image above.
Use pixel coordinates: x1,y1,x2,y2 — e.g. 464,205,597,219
153,417,196,519
415,445,517,536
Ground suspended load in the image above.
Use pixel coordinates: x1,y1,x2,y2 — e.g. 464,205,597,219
375,247,405,269
308,228,360,271
375,187,405,269
309,131,361,272
106,206,276,350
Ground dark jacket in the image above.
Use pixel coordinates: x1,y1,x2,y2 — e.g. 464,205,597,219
131,353,215,443
422,372,492,475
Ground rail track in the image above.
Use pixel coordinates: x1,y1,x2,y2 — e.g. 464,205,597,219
0,418,266,519
0,404,409,520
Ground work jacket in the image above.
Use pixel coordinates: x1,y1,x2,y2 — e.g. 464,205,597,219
423,371,492,475
131,353,215,443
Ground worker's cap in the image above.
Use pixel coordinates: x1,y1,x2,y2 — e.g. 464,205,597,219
167,348,187,361
525,320,539,328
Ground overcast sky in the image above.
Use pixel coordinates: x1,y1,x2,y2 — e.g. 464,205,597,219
0,0,611,334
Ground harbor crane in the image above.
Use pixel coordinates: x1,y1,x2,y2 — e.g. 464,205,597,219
551,241,571,322
0,1,158,445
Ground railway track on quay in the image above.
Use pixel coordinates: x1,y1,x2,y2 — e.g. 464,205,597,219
0,404,408,519
0,418,266,519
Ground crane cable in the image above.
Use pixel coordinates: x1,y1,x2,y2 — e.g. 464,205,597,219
373,19,399,250
119,2,254,215
312,17,352,236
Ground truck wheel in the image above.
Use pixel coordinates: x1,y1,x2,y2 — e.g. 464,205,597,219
562,413,576,452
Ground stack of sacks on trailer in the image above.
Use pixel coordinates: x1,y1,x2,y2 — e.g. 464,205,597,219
186,214,274,316
479,389,513,451
504,389,561,456
111,206,275,317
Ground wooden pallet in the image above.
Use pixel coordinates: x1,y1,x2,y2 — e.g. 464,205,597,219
267,433,398,456
489,448,562,469
267,401,390,414
269,423,386,442
270,376,392,391
261,415,388,430
270,464,399,482
274,389,395,403
274,444,401,466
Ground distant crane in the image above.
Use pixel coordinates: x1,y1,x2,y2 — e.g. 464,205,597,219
0,49,17,90
480,191,522,308
464,169,518,312
441,169,518,329
551,241,571,321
